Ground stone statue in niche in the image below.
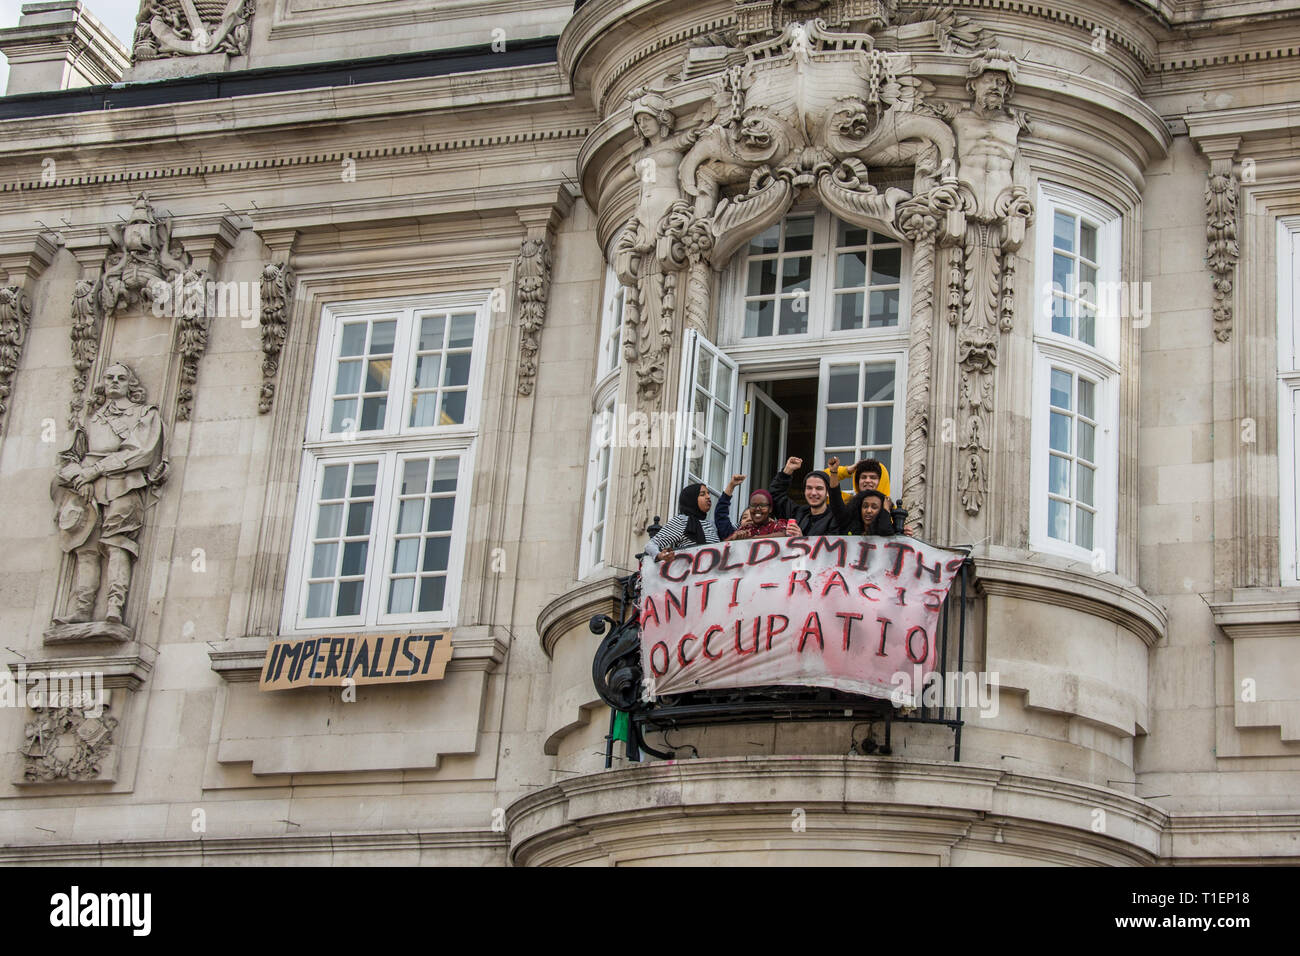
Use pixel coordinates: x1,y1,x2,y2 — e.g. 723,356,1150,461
49,363,168,635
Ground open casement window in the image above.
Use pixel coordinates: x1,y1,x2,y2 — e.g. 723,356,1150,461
815,355,905,481
579,393,617,578
1031,185,1120,568
675,330,738,499
284,295,487,632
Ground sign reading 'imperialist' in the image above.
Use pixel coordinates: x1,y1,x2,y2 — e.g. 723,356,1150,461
639,538,965,702
260,633,452,691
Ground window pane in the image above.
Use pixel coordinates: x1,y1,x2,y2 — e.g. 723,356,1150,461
346,501,374,536
837,251,866,288
422,537,450,572
868,288,899,327
1076,508,1094,550
709,448,726,490
427,498,455,533
826,407,855,446
871,247,901,285
781,255,811,293
330,398,357,433
306,582,333,619
748,259,778,296
748,225,779,254
1049,412,1071,453
1052,295,1071,337
828,366,858,404
335,360,361,395
784,216,814,251
351,463,378,496
321,465,348,500
402,459,429,495
397,499,424,534
1048,454,1070,496
716,363,733,401
778,298,808,335
444,353,472,388
835,292,864,331
365,358,391,392
440,390,467,425
1079,263,1097,303
745,300,774,338
388,578,415,614
1077,464,1095,506
1050,369,1072,410
1078,305,1096,347
432,457,459,492
419,315,445,351
838,221,869,247
341,540,369,576
1048,498,1069,541
315,503,343,538
1078,378,1096,420
311,542,338,579
336,580,364,617
711,402,729,444
1053,253,1073,295
392,538,419,574
1053,211,1075,253
360,396,386,431
340,323,367,357
448,314,475,348
863,365,894,402
418,576,446,612
1080,222,1097,262
415,355,441,389
862,405,892,445
696,351,713,390
369,320,396,354
1078,421,1096,462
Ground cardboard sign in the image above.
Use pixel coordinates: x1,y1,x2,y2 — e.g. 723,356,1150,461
639,537,964,703
260,632,452,691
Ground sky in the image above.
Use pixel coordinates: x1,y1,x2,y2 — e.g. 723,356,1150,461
0,0,140,93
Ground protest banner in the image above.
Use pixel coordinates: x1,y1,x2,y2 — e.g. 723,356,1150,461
639,537,965,704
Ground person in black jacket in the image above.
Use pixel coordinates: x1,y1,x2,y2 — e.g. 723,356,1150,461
769,456,843,536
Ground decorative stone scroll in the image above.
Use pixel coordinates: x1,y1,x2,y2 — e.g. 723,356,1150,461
22,697,118,782
132,0,254,61
516,237,554,397
0,286,31,435
1205,156,1239,343
258,261,296,413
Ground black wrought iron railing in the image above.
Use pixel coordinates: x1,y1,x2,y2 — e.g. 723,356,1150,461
591,540,973,766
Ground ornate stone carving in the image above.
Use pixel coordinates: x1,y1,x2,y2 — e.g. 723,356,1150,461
895,181,961,535
174,266,212,422
516,237,554,396
1205,158,1239,343
736,0,896,42
68,279,102,430
132,0,253,61
0,286,32,435
99,194,191,318
48,363,168,637
22,699,117,782
946,49,1034,516
258,260,296,413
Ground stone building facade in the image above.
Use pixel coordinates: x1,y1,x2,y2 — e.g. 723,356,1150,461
0,0,1296,865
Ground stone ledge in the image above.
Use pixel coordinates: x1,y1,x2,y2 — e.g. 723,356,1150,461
16,646,151,691
208,627,508,683
537,572,624,658
973,545,1168,648
42,620,133,646
1209,589,1300,744
1209,588,1300,639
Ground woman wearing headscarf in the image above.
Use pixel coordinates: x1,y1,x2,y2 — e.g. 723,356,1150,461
644,473,745,559
726,489,799,541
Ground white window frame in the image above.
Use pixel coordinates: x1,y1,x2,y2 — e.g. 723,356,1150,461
1030,185,1121,568
1277,217,1300,584
720,207,911,350
282,293,489,634
814,351,908,481
674,329,740,497
579,390,618,578
596,262,625,385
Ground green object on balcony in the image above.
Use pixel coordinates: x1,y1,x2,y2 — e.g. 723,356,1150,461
612,709,631,744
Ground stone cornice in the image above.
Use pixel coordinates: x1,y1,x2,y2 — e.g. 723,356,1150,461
0,62,576,155
0,828,508,865
972,546,1168,648
537,573,626,658
13,647,153,692
1209,589,1300,641
1186,104,1300,143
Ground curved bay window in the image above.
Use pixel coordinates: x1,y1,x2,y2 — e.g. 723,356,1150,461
674,208,908,503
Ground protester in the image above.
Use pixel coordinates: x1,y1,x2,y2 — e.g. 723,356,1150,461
726,489,800,541
769,457,843,536
832,458,890,503
645,474,745,559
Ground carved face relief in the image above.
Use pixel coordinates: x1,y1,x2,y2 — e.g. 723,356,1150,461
971,71,1010,112
102,364,132,401
634,111,662,141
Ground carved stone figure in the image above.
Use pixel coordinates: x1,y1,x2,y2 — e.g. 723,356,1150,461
0,286,31,435
99,193,191,316
1205,159,1239,343
51,363,168,629
516,237,554,396
133,0,253,61
258,260,296,413
947,49,1034,516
